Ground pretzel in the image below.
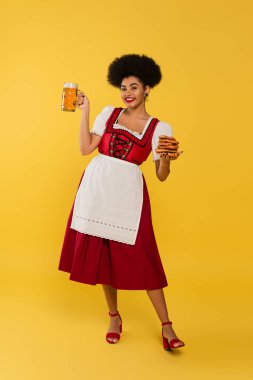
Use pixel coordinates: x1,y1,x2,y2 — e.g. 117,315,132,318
158,140,178,145
155,148,177,153
156,143,179,152
158,143,178,148
155,135,181,155
158,135,174,140
158,136,178,144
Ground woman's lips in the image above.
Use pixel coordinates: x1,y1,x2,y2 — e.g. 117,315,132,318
125,98,135,103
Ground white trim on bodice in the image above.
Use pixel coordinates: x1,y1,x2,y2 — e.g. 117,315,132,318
113,108,153,140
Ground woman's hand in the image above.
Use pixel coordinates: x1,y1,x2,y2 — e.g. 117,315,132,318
76,90,90,112
160,151,182,162
156,136,183,161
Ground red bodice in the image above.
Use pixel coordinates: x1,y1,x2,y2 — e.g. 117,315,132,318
98,107,159,165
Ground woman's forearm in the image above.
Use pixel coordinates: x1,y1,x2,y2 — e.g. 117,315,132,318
157,159,171,181
79,108,91,155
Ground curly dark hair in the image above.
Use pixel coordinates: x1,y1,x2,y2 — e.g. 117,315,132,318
107,54,162,88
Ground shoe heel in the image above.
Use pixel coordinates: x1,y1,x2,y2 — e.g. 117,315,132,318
162,335,170,350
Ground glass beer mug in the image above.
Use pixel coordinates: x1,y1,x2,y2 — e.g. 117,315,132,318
61,82,81,112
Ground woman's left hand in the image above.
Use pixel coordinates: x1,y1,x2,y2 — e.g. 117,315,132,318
160,151,182,161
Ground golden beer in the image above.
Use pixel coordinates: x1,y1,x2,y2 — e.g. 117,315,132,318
61,82,79,112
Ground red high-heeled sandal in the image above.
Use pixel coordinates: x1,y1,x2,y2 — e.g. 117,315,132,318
106,311,122,344
162,321,185,350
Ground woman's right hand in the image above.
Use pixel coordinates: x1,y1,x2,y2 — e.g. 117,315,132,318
76,90,90,111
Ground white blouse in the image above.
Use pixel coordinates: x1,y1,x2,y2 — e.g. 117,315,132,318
91,105,173,161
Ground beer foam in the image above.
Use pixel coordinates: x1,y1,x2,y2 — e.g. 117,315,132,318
64,82,78,88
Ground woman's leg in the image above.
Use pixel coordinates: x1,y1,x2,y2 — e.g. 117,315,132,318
102,284,121,343
146,288,183,347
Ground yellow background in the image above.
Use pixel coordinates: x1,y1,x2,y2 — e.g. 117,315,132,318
1,0,252,379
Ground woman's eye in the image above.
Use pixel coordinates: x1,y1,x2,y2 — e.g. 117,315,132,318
121,87,137,91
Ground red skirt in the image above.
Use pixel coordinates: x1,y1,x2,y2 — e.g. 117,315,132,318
58,170,168,290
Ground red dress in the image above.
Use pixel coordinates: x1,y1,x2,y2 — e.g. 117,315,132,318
58,107,168,290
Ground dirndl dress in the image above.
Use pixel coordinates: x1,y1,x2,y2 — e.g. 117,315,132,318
58,105,174,290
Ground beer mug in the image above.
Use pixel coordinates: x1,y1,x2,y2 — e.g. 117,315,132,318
61,82,81,112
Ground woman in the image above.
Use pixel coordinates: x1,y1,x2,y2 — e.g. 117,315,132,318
58,54,185,350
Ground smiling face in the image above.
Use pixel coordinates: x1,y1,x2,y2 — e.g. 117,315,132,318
120,76,150,108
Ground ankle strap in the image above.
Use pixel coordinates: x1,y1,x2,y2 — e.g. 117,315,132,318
109,311,119,317
162,321,172,326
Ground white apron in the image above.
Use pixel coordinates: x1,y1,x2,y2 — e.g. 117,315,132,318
70,153,143,245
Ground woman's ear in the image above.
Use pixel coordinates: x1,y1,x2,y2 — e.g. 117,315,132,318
145,84,150,95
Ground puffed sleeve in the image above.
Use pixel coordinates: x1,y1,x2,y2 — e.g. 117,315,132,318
151,121,173,161
90,105,115,137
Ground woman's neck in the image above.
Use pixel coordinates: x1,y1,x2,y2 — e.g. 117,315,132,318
124,103,150,120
